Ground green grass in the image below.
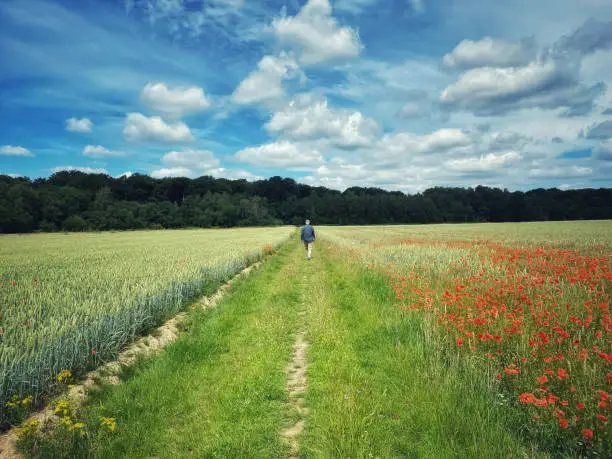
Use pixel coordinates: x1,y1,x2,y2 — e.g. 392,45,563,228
0,227,292,426
301,241,545,458
321,220,612,251
20,238,303,458
20,232,560,458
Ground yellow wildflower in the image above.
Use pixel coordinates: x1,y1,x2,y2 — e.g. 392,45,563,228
53,400,72,418
69,421,86,432
100,416,116,432
60,416,73,428
15,418,38,439
57,369,72,383
5,394,19,408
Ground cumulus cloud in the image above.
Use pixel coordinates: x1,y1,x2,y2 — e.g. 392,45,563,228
443,37,536,69
151,149,221,178
123,113,194,143
207,167,263,181
232,53,304,106
235,140,324,169
378,128,473,159
528,165,592,179
582,120,612,139
272,0,363,66
141,82,210,117
161,149,220,170
555,18,612,56
118,171,134,178
488,131,532,151
83,145,126,158
446,151,522,172
150,167,194,179
440,19,610,117
440,58,604,116
51,166,109,175
0,145,34,156
265,94,379,149
66,117,93,133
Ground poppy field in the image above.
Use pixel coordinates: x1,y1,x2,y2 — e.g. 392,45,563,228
322,221,612,454
0,227,292,428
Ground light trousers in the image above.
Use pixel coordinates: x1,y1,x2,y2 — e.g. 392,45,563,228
303,241,313,259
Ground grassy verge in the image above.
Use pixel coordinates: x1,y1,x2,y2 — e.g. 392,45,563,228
301,240,547,458
19,238,303,458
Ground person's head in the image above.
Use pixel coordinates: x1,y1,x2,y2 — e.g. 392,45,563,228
305,219,310,225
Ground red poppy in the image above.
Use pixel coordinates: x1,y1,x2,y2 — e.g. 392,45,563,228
559,419,569,429
581,428,593,439
537,375,548,385
92,349,97,355
504,364,520,375
557,368,569,380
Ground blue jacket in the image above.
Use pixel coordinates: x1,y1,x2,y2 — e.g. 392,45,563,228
300,224,315,243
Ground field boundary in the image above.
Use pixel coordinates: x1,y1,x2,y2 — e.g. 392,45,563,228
0,260,264,459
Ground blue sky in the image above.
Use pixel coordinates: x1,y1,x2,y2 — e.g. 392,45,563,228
1,0,611,192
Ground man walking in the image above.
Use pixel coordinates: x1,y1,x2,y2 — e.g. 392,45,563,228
300,219,315,260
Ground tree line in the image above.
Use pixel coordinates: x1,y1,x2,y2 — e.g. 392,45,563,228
0,172,610,233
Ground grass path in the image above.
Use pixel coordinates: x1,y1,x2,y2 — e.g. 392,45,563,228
22,237,545,458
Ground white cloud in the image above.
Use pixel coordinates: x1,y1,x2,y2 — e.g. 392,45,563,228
443,37,536,69
51,166,109,174
488,131,532,151
446,151,522,172
528,165,593,178
123,113,194,143
207,167,263,181
378,128,473,157
441,59,560,105
83,145,125,158
232,53,304,106
272,0,363,65
150,167,194,178
265,94,379,149
118,171,134,178
235,140,324,169
440,20,611,116
0,145,34,156
141,82,210,117
161,149,220,169
66,117,93,133
150,149,221,179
